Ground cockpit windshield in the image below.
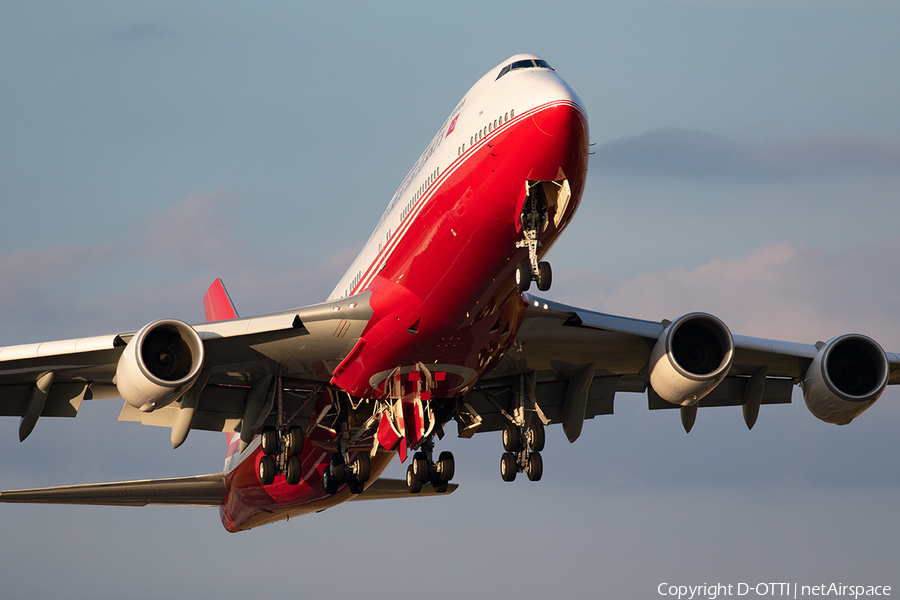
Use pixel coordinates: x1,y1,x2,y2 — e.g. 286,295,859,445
496,58,554,80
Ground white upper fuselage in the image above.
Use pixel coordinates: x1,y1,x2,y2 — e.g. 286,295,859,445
329,54,586,301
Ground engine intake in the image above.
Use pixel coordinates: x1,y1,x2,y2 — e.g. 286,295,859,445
802,334,888,425
116,319,205,412
649,313,734,406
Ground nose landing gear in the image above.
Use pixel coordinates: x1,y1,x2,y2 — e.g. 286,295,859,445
515,182,552,292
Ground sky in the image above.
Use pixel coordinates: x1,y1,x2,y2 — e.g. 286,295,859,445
1,1,900,598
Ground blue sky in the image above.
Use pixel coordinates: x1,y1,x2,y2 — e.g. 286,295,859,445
1,2,899,598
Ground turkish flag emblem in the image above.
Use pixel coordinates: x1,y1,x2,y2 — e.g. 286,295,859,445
446,114,460,137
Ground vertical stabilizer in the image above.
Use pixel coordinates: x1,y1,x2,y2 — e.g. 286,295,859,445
203,279,243,469
203,278,239,322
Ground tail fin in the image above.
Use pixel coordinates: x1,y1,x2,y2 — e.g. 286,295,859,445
203,278,239,322
203,279,244,469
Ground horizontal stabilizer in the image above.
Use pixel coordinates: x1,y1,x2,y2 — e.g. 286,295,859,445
0,472,226,507
349,477,458,501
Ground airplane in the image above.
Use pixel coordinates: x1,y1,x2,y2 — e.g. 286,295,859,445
1,54,897,532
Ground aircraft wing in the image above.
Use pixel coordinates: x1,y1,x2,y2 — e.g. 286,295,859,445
465,293,900,440
0,293,373,442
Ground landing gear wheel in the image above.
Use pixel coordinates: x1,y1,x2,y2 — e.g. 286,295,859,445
323,465,339,495
329,453,346,483
353,453,371,483
526,452,543,481
515,261,532,292
432,478,449,493
537,261,552,291
500,452,517,482
260,427,278,456
285,455,302,485
348,477,364,495
502,422,520,452
285,427,304,456
412,451,429,482
407,464,423,494
529,421,545,452
258,455,275,485
437,451,455,482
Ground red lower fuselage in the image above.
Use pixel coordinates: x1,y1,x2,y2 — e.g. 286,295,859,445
220,61,589,531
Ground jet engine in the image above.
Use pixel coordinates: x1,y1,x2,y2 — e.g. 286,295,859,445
802,334,888,425
116,319,205,412
649,313,734,406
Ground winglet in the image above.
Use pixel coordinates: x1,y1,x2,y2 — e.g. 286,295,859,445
203,278,239,322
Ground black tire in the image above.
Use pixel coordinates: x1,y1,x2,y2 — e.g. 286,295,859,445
285,455,302,485
500,452,517,482
285,427,304,456
537,261,552,291
354,452,371,483
515,261,531,292
437,451,455,482
526,452,543,481
529,421,545,453
432,479,449,493
323,466,338,495
412,451,429,483
258,455,276,486
502,422,520,452
348,477,364,495
407,464,423,494
260,427,279,456
330,453,346,483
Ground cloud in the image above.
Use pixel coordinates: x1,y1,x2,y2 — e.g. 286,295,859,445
593,129,900,182
0,188,361,344
554,238,900,348
143,189,248,268
0,243,116,313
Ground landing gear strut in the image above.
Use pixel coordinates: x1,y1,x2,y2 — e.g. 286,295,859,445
515,183,552,292
499,420,544,482
406,437,455,494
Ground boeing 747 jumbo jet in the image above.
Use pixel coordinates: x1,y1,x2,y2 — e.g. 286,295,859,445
1,55,898,532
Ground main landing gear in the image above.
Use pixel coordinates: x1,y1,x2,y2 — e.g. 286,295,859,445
258,425,306,486
499,420,544,482
515,182,552,292
406,437,455,494
323,450,371,495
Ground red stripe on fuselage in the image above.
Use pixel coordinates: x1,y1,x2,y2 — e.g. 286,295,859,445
332,101,588,398
218,100,588,532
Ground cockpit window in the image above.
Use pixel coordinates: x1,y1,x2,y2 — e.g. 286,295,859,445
496,59,554,80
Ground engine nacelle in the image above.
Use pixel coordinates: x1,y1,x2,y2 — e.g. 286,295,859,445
802,334,888,425
649,313,734,406
116,319,205,412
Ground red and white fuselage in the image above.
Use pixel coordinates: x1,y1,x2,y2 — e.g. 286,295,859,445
219,54,589,531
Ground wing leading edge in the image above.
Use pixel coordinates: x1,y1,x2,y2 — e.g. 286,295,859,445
468,293,899,439
0,291,374,442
